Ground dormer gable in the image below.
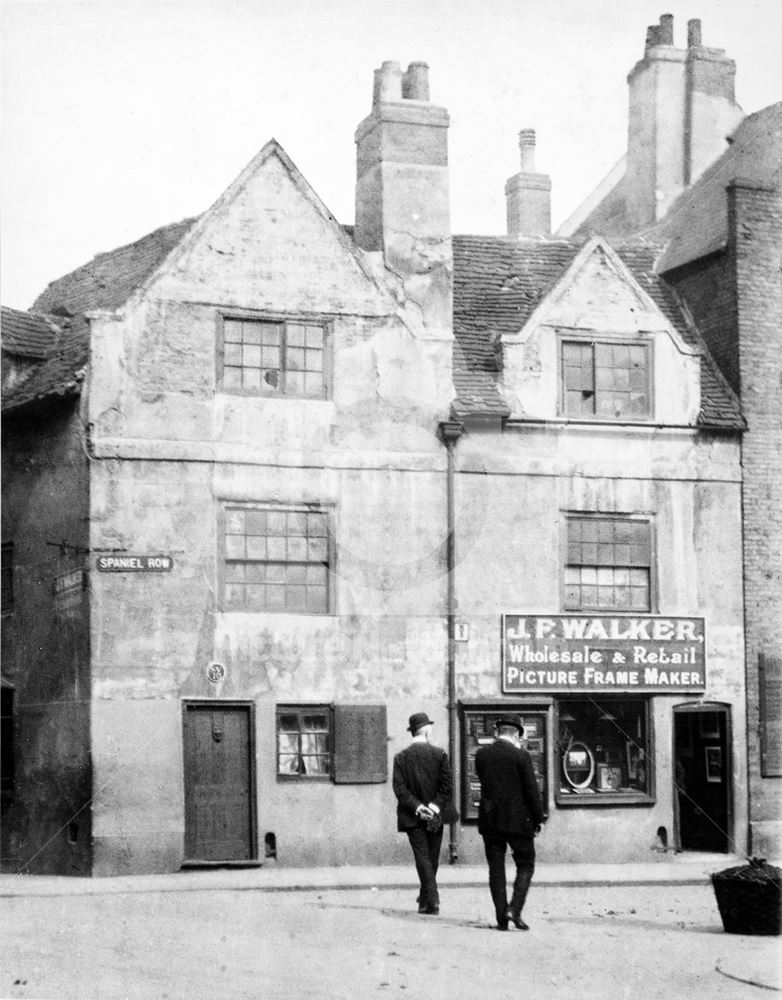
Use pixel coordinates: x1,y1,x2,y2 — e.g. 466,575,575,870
499,237,701,425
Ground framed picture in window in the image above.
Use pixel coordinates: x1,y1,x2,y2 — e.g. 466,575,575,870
705,746,722,783
625,742,647,789
597,764,622,791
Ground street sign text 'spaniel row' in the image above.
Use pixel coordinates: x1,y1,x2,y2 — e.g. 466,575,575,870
502,614,706,693
96,555,174,572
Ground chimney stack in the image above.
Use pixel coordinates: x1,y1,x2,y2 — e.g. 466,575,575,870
626,13,743,228
505,129,552,237
355,61,452,337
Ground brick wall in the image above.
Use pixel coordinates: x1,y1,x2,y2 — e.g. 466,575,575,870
667,251,739,394
730,181,782,853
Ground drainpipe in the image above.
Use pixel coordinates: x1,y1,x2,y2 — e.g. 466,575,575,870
438,419,464,863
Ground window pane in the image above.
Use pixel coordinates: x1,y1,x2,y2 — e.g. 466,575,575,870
224,343,242,366
246,584,266,611
287,347,305,372
306,587,328,613
277,708,330,779
242,323,262,345
242,369,261,392
260,323,282,346
566,518,651,611
261,346,280,369
267,537,287,560
286,371,305,395
243,344,261,368
558,700,649,797
305,326,324,348
288,537,308,561
224,505,330,614
245,510,266,535
287,586,307,611
287,324,306,347
224,583,245,609
225,535,246,560
304,372,324,397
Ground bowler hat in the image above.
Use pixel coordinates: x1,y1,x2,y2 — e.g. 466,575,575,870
495,716,524,735
407,712,434,733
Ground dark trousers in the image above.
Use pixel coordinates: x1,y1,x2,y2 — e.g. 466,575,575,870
406,825,444,909
482,831,535,923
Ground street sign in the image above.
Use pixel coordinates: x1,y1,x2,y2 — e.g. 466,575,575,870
96,555,174,572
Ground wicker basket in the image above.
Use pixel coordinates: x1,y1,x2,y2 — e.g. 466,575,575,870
711,858,782,935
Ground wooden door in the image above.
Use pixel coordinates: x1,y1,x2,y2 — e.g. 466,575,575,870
183,703,255,862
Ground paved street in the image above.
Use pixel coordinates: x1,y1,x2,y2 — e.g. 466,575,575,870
1,876,779,999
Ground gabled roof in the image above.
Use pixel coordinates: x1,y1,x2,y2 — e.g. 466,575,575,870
1,306,60,358
32,217,198,316
651,103,782,273
451,234,744,430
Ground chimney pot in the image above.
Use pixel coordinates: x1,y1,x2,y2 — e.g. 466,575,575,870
518,129,537,172
378,61,403,104
687,18,702,47
403,62,430,101
659,13,674,45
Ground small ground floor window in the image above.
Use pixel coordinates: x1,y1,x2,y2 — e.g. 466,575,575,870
557,698,652,804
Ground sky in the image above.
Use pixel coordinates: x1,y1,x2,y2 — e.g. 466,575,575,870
1,0,780,310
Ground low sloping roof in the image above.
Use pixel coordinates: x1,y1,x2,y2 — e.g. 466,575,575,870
32,217,198,316
452,234,744,430
1,306,60,358
3,219,196,412
2,313,89,413
651,103,782,273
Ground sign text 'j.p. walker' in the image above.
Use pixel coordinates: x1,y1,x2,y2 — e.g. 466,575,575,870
502,614,706,693
96,555,174,572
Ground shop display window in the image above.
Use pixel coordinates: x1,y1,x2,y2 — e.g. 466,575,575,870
556,699,652,804
461,707,548,822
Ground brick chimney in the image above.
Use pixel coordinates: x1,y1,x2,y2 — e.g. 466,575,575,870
355,61,451,336
505,129,551,237
625,13,743,228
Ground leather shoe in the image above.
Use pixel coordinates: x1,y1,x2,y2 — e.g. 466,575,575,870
422,904,439,915
496,919,509,931
506,909,529,930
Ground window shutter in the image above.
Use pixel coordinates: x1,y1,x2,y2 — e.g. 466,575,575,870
333,704,388,784
759,654,782,777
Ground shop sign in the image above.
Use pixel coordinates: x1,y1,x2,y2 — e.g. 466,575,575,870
53,567,85,619
502,614,706,693
96,555,174,572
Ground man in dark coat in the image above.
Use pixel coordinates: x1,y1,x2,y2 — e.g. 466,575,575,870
475,716,545,930
392,711,454,915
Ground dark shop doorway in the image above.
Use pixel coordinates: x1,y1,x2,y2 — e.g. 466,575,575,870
673,705,731,853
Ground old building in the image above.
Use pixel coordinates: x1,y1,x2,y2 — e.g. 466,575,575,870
2,40,751,875
558,13,782,859
650,107,782,858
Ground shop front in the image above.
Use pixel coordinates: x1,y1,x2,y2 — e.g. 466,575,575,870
457,614,739,862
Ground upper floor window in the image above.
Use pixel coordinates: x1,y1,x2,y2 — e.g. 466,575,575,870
222,505,331,614
565,515,651,612
220,316,329,399
1,543,13,615
561,340,650,419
